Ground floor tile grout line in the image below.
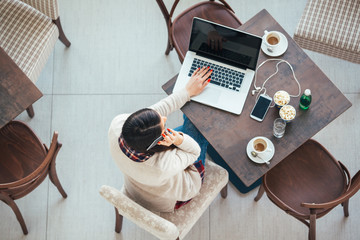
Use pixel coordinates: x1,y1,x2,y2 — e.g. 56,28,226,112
45,44,57,240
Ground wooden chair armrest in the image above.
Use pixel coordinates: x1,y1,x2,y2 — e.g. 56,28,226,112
301,169,360,209
99,185,179,240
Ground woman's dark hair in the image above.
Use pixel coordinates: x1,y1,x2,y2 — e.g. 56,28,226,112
122,108,175,153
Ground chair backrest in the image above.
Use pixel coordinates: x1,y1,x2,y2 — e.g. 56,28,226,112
99,185,180,240
156,0,235,26
0,121,59,199
155,0,241,62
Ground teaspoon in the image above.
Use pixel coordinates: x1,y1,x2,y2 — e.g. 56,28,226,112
251,151,270,165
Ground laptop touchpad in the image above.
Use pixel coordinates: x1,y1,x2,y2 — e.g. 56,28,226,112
192,87,220,103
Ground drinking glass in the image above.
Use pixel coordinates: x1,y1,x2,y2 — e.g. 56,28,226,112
273,118,286,138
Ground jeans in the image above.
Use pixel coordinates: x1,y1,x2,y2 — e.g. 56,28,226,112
174,115,208,166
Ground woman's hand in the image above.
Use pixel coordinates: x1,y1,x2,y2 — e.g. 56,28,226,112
158,128,184,146
186,66,212,97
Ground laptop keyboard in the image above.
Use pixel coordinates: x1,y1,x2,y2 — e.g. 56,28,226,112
188,58,245,92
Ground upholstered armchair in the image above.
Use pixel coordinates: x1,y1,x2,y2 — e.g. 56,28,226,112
100,160,229,240
294,0,360,64
0,0,70,117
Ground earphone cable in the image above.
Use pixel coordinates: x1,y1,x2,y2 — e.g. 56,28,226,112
252,59,302,107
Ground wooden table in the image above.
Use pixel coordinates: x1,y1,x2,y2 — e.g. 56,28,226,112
0,47,42,128
162,9,352,189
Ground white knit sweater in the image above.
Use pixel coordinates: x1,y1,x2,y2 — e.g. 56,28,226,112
108,88,202,212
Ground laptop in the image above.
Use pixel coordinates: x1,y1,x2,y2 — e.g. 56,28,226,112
173,18,262,115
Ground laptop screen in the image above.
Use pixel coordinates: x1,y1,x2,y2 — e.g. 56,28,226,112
189,18,262,70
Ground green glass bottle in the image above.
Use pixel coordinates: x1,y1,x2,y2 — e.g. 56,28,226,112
299,89,312,110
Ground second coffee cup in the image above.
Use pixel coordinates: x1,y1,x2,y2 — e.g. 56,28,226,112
253,138,272,156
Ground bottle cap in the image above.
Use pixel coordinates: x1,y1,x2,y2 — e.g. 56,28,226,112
304,89,311,96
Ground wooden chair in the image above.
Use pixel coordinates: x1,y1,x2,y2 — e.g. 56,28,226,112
155,0,242,62
100,160,228,240
254,139,360,240
0,0,71,117
0,121,67,234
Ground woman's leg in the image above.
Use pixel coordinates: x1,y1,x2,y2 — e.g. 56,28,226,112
173,115,207,209
174,115,208,165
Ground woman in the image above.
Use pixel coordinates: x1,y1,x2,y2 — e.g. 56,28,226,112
108,67,212,212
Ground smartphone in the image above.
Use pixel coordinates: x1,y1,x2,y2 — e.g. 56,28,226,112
146,129,171,151
250,94,272,122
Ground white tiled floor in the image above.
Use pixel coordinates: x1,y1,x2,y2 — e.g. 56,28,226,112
2,0,360,239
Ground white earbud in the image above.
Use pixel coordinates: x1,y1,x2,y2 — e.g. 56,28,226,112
251,87,261,95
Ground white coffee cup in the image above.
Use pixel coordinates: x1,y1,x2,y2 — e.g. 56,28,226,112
263,30,281,53
253,138,272,156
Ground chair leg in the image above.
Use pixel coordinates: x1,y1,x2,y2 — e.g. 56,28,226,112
342,199,349,217
254,183,265,201
48,142,67,198
53,17,71,47
309,212,316,240
0,192,28,235
114,207,123,233
26,105,34,118
220,183,228,198
165,34,173,55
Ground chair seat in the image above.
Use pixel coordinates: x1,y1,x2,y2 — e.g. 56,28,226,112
0,0,59,83
265,140,347,217
0,121,46,185
294,0,360,64
0,121,49,200
172,1,242,61
160,160,228,239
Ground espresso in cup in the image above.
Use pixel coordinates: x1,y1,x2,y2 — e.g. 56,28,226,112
267,35,279,45
263,30,281,52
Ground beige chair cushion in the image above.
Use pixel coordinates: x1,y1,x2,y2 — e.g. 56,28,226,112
100,185,179,240
160,160,228,239
20,0,59,20
294,0,360,64
0,0,59,83
99,160,229,240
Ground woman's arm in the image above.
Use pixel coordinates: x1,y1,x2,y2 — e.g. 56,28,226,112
149,88,190,117
150,67,212,116
156,132,201,173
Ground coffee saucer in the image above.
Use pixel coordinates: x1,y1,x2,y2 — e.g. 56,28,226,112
261,31,288,57
246,136,275,164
